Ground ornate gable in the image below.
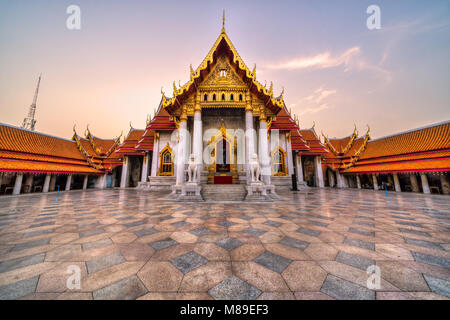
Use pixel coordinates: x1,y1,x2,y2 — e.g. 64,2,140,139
199,54,247,90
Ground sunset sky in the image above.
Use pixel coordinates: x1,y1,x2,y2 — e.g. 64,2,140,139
0,0,449,141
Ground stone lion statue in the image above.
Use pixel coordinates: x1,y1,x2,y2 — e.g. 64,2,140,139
249,153,261,182
187,154,198,183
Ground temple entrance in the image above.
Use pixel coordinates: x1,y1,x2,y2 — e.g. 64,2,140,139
207,123,238,184
214,138,232,184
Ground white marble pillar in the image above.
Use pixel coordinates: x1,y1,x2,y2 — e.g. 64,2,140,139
120,156,130,188
65,175,72,191
151,134,159,177
314,156,325,188
24,175,34,193
286,133,295,176
141,153,149,182
49,175,56,192
258,114,271,185
410,174,419,192
82,175,88,190
336,172,346,188
176,111,188,185
43,174,51,192
440,174,450,195
356,175,362,189
328,170,335,187
372,174,379,190
13,173,23,195
111,170,117,188
295,153,305,184
420,173,430,194
193,99,203,182
393,173,401,192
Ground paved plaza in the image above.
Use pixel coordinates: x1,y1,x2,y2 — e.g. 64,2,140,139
0,188,449,300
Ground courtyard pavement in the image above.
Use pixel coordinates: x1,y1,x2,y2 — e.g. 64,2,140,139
0,188,449,300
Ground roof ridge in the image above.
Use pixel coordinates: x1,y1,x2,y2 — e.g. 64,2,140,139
0,122,75,143
370,120,450,142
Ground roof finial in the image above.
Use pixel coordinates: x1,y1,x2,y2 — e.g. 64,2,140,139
222,9,225,33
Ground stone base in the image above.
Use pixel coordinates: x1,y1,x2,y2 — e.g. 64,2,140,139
244,182,279,201
172,183,204,201
138,176,176,191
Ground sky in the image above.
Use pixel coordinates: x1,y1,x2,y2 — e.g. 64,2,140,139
0,0,449,141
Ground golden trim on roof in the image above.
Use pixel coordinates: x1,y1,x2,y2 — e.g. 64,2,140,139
161,17,285,110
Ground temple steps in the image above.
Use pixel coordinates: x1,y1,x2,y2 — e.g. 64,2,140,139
201,184,246,202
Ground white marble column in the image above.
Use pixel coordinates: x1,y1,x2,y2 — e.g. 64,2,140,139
65,175,72,191
420,173,430,194
336,172,346,188
151,134,159,177
82,175,88,190
440,174,450,195
286,133,295,176
356,175,362,189
372,174,379,190
193,98,203,182
295,153,305,185
49,175,56,192
43,174,51,192
258,114,271,185
120,156,130,188
176,110,188,185
13,173,23,195
314,156,325,188
141,153,149,182
328,170,335,187
24,175,33,193
410,174,419,192
393,173,401,192
111,170,117,188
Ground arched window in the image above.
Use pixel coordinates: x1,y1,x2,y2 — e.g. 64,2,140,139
272,147,287,176
239,94,243,101
213,94,216,101
230,94,234,101
204,94,208,101
222,93,225,101
159,145,173,176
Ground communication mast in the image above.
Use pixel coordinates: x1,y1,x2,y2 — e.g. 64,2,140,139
22,74,41,131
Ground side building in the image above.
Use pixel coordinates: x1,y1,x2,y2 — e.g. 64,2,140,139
322,121,450,194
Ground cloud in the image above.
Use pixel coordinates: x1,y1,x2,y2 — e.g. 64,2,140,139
265,46,392,84
266,47,360,71
291,87,337,116
296,103,329,117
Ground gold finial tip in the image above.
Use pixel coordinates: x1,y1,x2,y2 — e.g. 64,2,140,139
222,9,225,31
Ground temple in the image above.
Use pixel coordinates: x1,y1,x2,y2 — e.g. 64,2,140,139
0,16,449,198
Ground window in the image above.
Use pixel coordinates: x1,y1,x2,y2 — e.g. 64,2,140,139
222,93,225,101
272,147,287,176
213,94,216,101
220,69,227,77
230,94,234,101
159,145,173,176
204,94,208,101
239,94,243,101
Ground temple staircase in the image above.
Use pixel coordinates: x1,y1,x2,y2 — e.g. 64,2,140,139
201,184,247,202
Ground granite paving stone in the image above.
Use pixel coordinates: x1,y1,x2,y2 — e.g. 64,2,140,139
208,275,261,300
320,275,375,300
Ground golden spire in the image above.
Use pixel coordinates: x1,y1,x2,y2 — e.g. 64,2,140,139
222,9,225,33
252,64,256,78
